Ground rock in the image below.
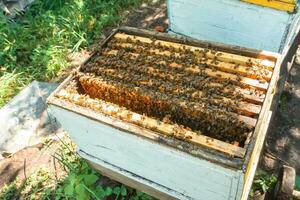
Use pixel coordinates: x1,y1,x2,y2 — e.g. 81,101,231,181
295,45,300,65
0,0,35,17
0,81,61,156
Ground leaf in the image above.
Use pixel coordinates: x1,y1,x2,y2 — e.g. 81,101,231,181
75,183,86,194
120,185,127,196
261,184,268,193
80,162,90,174
105,187,113,196
95,185,106,198
68,173,77,186
75,184,90,200
113,186,121,195
64,184,74,196
76,192,90,200
83,174,99,186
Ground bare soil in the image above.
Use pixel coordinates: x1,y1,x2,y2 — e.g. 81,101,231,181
0,141,64,188
261,62,300,174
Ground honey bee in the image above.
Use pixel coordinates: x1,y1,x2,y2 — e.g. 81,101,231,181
64,33,257,144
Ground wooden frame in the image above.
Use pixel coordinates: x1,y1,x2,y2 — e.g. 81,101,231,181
48,26,279,164
47,26,288,200
241,0,297,12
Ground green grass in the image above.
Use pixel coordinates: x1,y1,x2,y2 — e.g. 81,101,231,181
0,0,141,107
250,170,277,197
0,138,155,200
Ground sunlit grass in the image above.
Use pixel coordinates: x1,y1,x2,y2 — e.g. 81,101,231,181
0,0,141,107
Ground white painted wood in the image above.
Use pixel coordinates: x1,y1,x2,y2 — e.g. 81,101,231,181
167,0,296,52
49,105,244,200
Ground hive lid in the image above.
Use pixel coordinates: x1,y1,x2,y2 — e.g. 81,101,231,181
167,0,300,53
241,0,297,12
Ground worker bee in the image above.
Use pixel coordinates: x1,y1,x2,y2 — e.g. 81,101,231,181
234,63,240,69
66,33,257,144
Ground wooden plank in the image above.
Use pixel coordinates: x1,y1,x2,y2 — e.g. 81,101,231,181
87,161,178,200
241,0,296,12
242,21,300,197
170,62,269,92
118,26,280,61
49,96,244,168
167,0,291,52
103,49,269,91
50,103,244,200
79,74,259,123
241,54,282,199
55,89,247,158
92,52,262,116
103,50,266,105
114,33,276,69
106,46,272,81
227,86,265,105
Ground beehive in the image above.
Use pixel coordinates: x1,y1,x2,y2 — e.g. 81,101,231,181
167,0,300,52
54,29,277,158
48,27,283,200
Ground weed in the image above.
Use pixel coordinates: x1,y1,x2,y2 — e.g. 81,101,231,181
250,170,277,196
0,137,156,200
0,0,142,107
0,182,19,200
279,93,287,111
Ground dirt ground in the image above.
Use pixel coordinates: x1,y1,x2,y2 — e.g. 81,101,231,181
0,140,64,188
261,62,300,174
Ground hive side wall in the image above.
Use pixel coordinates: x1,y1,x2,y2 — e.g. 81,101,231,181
49,104,244,200
167,0,291,52
281,11,300,54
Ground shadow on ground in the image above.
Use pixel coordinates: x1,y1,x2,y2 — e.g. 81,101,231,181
261,63,300,175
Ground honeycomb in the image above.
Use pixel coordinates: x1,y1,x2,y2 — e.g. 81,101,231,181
57,32,275,146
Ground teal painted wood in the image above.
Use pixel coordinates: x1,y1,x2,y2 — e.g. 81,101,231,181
49,105,244,200
282,10,300,54
167,0,300,53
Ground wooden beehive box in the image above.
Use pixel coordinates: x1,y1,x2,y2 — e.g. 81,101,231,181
47,27,283,200
167,0,300,53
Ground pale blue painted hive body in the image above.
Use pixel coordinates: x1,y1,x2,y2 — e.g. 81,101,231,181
47,8,299,197
168,0,300,52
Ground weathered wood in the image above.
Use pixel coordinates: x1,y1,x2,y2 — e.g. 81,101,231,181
55,89,247,157
167,0,294,52
104,50,266,104
104,49,270,91
49,104,244,200
241,54,282,199
46,26,291,200
114,33,276,69
101,51,262,116
87,161,178,200
118,26,280,61
106,47,272,81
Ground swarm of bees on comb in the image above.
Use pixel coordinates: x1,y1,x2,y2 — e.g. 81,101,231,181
56,32,274,146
